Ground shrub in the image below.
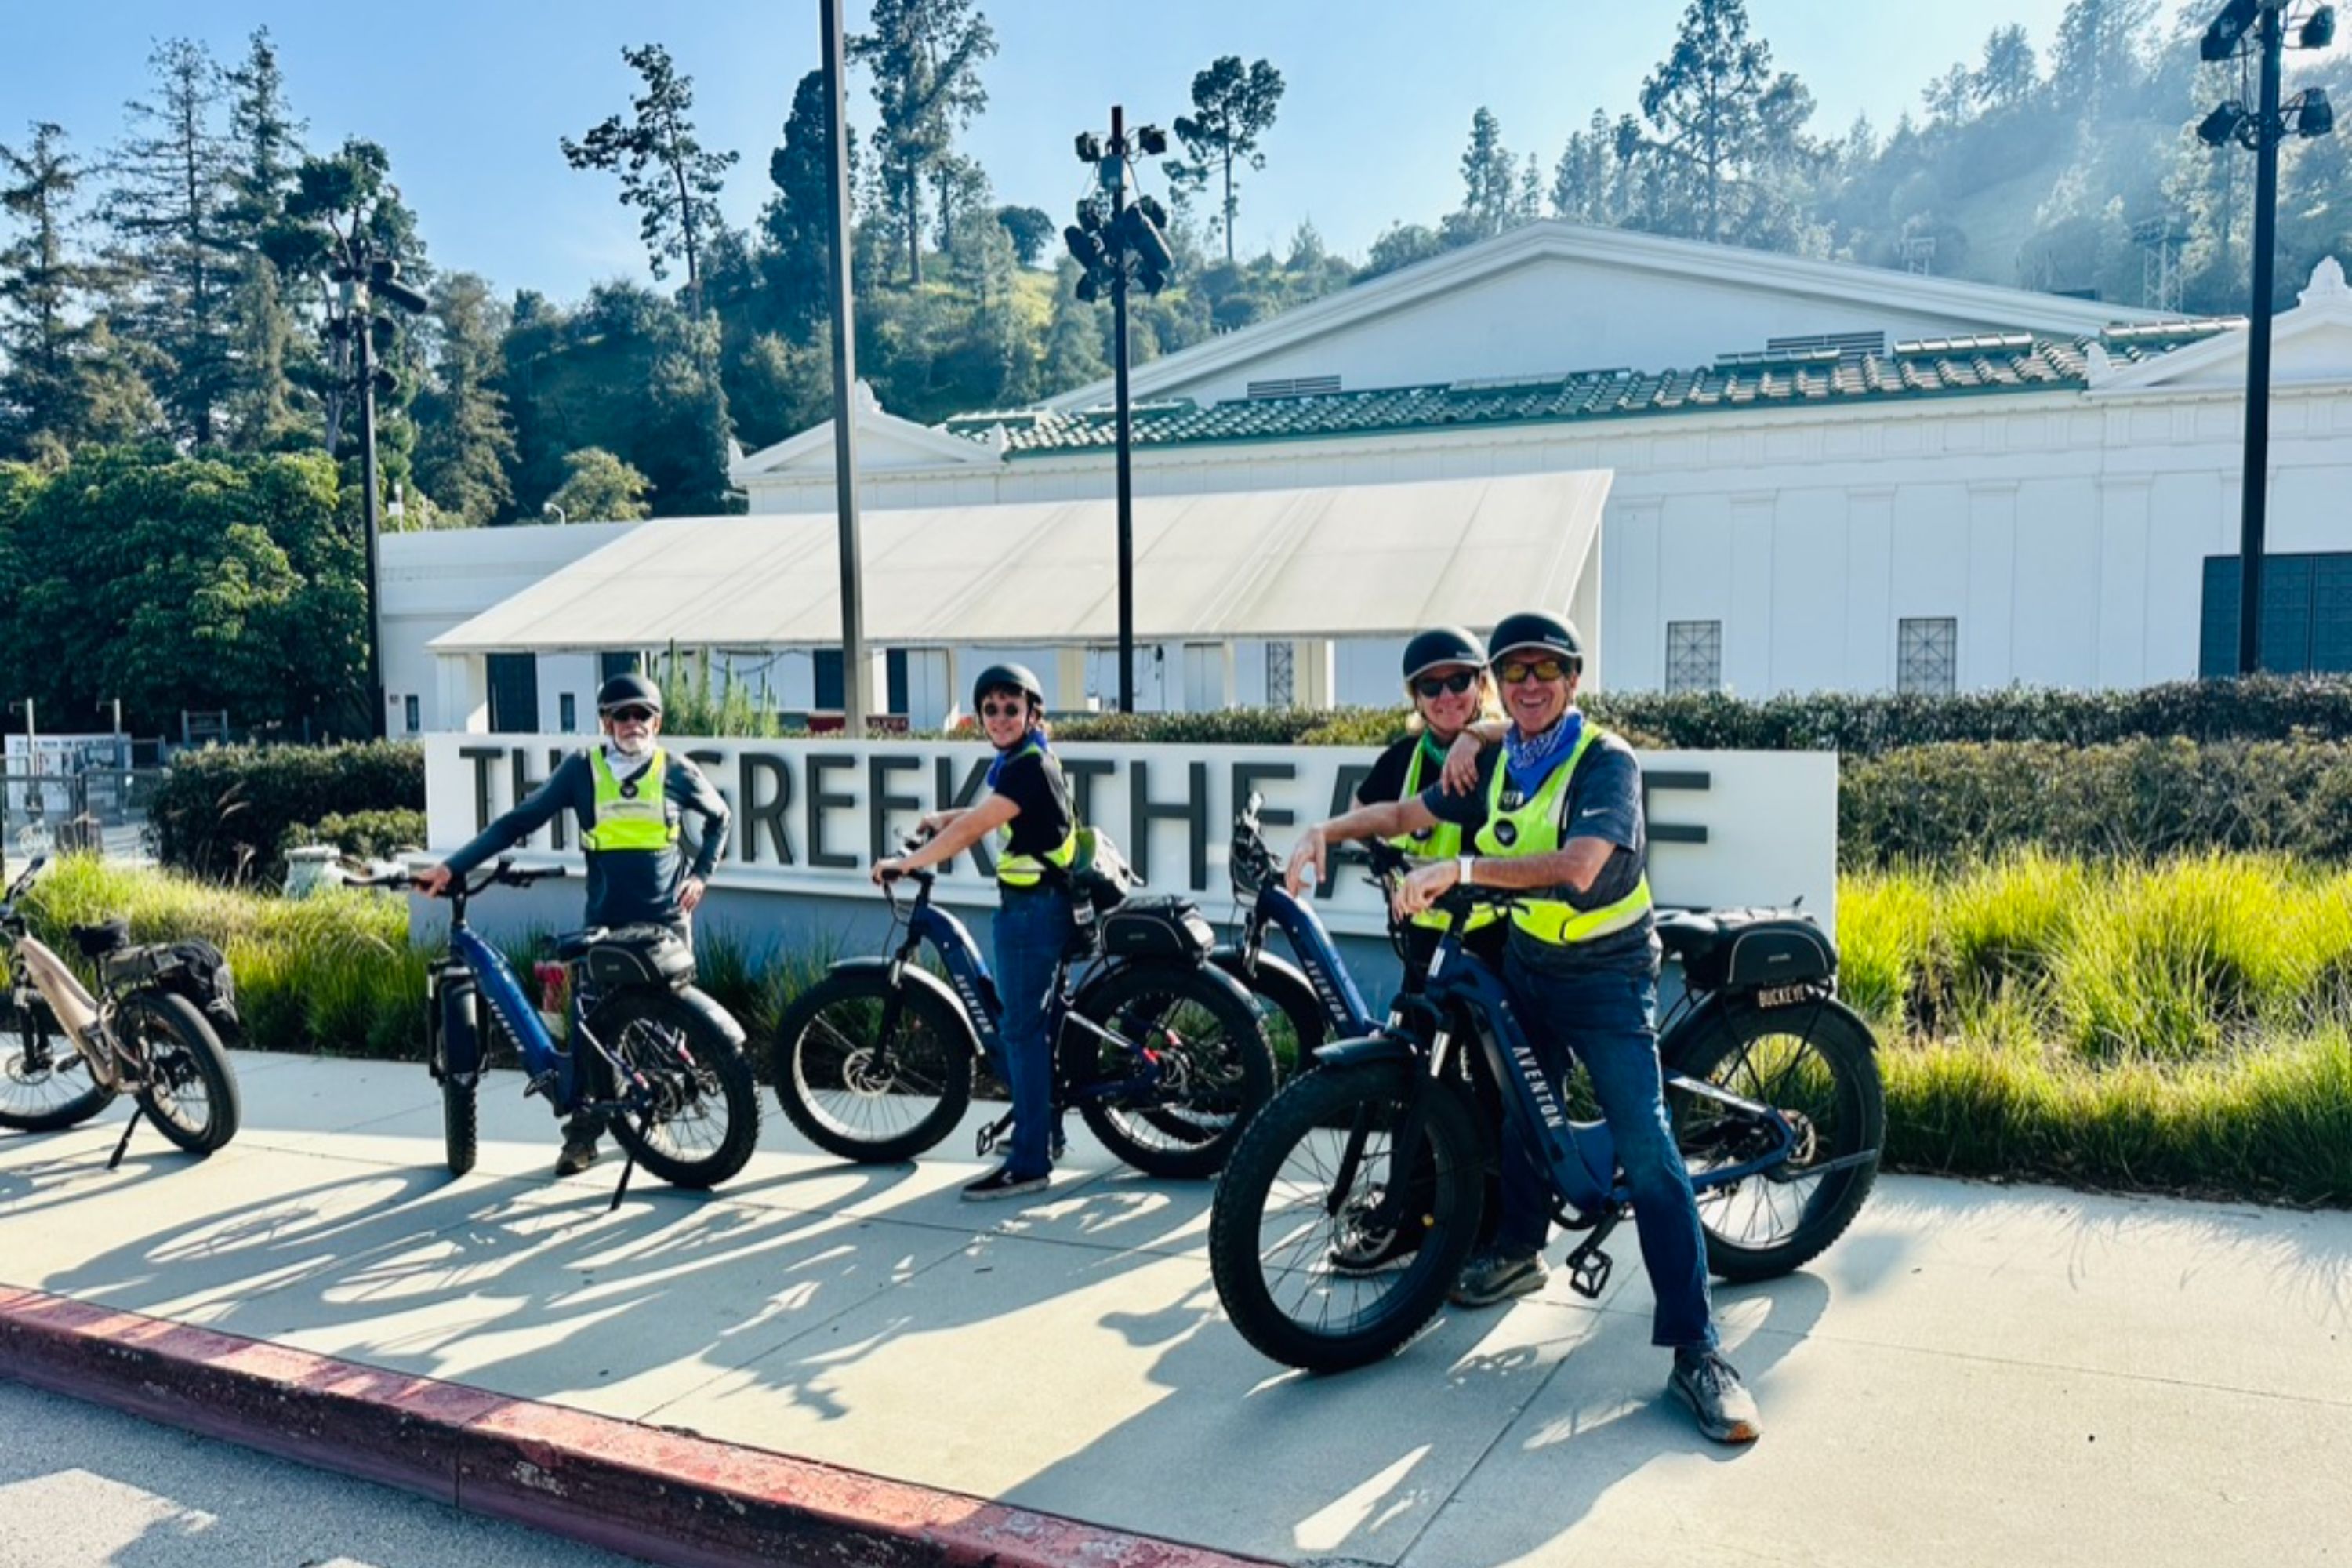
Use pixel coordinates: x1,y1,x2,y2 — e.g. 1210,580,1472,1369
282,808,430,862
151,741,424,886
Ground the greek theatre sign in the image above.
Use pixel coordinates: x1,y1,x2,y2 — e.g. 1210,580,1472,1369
426,736,1837,937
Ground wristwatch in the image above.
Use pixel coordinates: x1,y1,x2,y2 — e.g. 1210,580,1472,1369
1457,855,1475,887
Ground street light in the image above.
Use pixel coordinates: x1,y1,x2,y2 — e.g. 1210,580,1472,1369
543,502,568,526
1065,107,1174,713
2194,0,2338,674
325,248,428,737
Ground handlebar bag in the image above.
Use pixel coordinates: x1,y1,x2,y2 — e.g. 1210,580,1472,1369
1099,895,1215,963
579,924,697,990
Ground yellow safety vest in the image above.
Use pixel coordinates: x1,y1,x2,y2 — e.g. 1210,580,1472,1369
583,748,679,852
1471,723,1653,946
1388,739,1500,932
994,742,1080,890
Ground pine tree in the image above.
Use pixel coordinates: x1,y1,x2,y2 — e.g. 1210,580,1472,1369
1629,0,1820,250
1167,56,1286,266
105,38,236,447
412,271,517,526
759,69,851,340
219,27,310,448
1443,107,1518,245
851,0,996,286
561,44,739,321
0,122,157,460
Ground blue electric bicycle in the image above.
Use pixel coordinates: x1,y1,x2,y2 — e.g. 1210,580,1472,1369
1208,842,1884,1373
351,858,760,1200
768,835,1273,1178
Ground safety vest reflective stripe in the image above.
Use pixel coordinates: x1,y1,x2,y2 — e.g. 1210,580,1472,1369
995,742,1080,887
1470,722,1654,946
583,748,678,852
1388,740,1501,931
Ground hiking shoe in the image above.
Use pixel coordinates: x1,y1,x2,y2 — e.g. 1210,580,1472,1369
554,1135,601,1178
1671,1348,1762,1444
962,1166,1051,1202
1448,1248,1546,1308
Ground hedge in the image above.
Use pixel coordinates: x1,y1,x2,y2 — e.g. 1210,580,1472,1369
152,741,425,887
1841,738,2352,869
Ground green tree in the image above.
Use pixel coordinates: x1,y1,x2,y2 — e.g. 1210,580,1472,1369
1975,24,2040,110
995,203,1052,266
2052,0,2155,123
852,0,997,286
1362,220,1446,278
1037,257,1107,393
1552,109,1640,224
546,446,652,522
1630,0,1821,249
758,68,851,340
0,445,361,734
411,271,517,527
1443,107,1519,246
561,44,739,321
218,27,310,450
104,38,235,448
1167,56,1286,266
0,122,158,461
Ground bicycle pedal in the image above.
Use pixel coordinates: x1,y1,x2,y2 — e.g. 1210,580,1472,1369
976,1115,1011,1159
522,1070,560,1102
1567,1248,1613,1300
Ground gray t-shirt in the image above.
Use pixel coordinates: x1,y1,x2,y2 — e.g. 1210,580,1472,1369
444,749,729,935
1421,727,1659,977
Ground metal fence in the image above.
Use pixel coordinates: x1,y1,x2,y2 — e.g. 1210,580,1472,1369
1,766,169,873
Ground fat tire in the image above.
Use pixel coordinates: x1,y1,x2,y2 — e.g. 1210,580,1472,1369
122,989,240,1156
1208,1064,1484,1372
593,986,760,1189
0,1000,117,1131
1671,1000,1885,1283
1070,964,1275,1179
435,978,481,1177
770,968,974,1163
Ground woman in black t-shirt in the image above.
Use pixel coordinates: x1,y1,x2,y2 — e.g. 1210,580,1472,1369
1352,626,1504,980
873,662,1076,1201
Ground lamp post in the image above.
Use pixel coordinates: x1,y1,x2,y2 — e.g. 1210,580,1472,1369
1065,110,1174,713
325,247,430,738
819,0,869,737
2197,0,2337,674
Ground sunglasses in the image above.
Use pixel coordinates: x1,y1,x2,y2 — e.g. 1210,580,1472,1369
604,706,657,724
979,700,1031,720
1497,658,1570,686
1413,670,1478,699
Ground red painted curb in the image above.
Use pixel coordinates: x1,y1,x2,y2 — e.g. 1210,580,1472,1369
0,1287,1278,1568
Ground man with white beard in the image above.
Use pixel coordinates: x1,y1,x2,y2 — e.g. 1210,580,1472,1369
416,673,731,1175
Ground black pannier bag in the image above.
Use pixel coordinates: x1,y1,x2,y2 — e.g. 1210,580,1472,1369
1661,909,1836,993
102,938,243,1044
579,924,697,990
1099,895,1215,963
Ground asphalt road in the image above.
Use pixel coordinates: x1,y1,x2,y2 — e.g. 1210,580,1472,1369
0,1379,644,1568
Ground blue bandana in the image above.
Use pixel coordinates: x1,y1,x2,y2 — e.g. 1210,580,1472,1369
985,728,1051,790
1503,710,1583,800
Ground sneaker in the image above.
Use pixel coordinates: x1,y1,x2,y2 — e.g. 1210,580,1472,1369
1448,1247,1547,1308
1670,1348,1762,1444
554,1135,601,1178
962,1165,1051,1202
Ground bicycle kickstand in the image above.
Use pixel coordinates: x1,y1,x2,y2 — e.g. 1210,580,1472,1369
607,1112,648,1213
1562,1212,1621,1301
107,1102,146,1171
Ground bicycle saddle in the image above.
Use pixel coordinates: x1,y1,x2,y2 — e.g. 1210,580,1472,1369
71,919,131,958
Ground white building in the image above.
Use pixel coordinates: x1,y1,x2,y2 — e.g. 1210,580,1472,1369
384,220,2352,735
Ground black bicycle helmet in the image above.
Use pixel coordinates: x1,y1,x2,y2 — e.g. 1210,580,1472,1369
971,662,1046,712
1487,611,1583,668
595,673,664,713
1401,625,1488,681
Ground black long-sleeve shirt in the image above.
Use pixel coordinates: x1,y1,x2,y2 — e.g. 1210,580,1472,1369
444,750,729,932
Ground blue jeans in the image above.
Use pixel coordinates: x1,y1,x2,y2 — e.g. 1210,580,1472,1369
1495,953,1718,1352
990,887,1075,1178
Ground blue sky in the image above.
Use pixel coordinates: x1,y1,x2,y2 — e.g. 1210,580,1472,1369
5,1,2104,302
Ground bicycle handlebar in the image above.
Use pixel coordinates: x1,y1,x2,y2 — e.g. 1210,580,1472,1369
345,855,568,898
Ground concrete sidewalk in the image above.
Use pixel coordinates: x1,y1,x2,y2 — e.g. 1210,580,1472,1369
2,1048,2347,1567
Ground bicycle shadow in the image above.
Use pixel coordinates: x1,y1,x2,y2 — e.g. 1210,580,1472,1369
1000,1268,1831,1566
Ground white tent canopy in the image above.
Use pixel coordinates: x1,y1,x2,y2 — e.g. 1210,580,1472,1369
428,471,1610,655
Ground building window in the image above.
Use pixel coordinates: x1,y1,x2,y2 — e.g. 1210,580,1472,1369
486,653,540,733
559,693,578,732
1266,641,1294,707
598,650,641,683
1897,618,1958,696
403,694,420,734
2200,553,2352,677
1664,621,1722,695
813,648,844,710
